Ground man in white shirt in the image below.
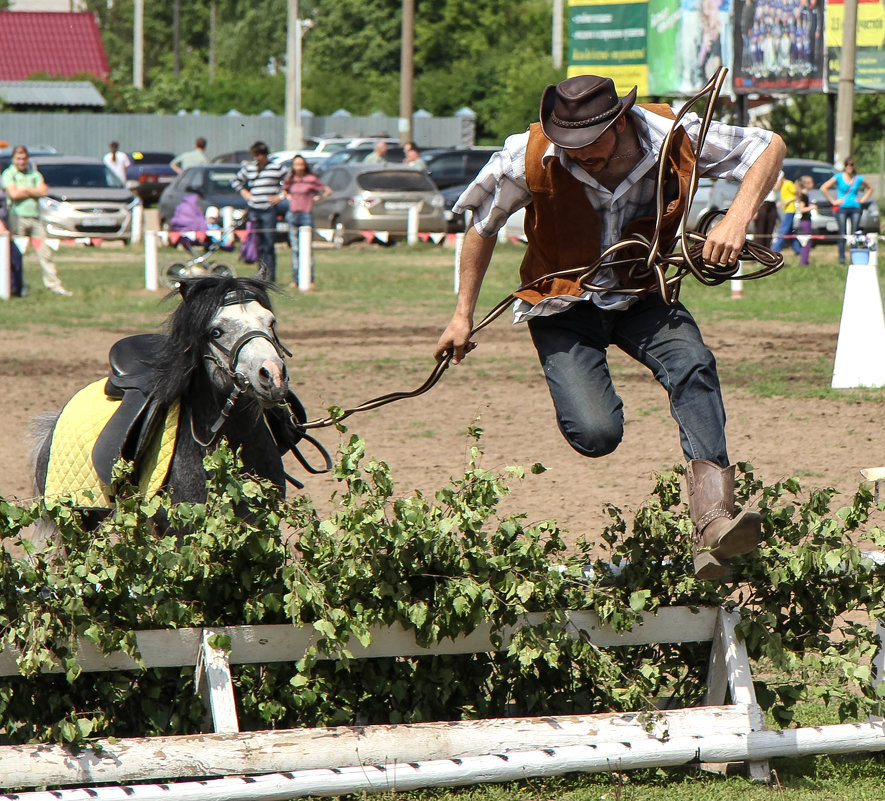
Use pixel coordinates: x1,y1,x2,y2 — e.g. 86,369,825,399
103,141,131,185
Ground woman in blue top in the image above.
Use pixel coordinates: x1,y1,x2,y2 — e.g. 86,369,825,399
821,158,874,264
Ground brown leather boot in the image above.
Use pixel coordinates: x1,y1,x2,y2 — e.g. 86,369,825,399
686,459,762,579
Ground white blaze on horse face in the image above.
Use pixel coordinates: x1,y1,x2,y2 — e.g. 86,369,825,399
209,300,289,405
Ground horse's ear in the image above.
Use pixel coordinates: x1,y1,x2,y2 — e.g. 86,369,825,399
177,279,199,303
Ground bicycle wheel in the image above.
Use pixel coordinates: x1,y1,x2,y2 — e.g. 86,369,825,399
209,262,235,279
162,263,189,289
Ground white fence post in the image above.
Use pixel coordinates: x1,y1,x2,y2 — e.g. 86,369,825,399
130,205,144,245
298,225,313,291
144,231,159,291
407,205,420,245
0,232,10,300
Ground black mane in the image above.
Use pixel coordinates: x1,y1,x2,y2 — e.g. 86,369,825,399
150,276,276,405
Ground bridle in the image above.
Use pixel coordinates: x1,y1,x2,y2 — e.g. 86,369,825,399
298,67,785,432
192,294,293,448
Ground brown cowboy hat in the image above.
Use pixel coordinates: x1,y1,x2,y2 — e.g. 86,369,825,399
539,75,638,149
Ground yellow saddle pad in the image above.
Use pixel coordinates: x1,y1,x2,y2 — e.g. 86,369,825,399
44,379,181,508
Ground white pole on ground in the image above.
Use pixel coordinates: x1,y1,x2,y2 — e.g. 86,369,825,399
832,246,885,388
0,233,10,300
144,231,159,291
407,205,419,245
298,225,312,291
9,723,885,801
730,262,744,299
131,205,144,245
454,232,464,294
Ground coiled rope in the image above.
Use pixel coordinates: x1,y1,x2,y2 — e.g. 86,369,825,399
300,67,784,432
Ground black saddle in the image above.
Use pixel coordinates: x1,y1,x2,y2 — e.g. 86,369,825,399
93,333,169,485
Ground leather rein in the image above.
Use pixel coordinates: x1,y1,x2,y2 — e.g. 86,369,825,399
297,69,785,434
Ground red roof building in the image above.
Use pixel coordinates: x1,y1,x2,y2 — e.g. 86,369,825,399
0,11,109,81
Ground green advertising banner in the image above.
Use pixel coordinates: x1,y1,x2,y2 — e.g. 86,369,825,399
647,0,681,94
568,0,733,97
568,0,650,95
826,0,885,92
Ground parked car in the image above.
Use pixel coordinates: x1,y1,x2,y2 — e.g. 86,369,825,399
158,164,246,228
210,150,252,165
421,147,498,190
269,151,327,173
313,163,446,247
125,150,177,206
314,145,406,176
157,164,287,239
0,144,59,172
31,155,140,243
440,182,470,233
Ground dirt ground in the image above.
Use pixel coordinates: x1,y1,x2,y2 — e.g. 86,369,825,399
3,297,884,546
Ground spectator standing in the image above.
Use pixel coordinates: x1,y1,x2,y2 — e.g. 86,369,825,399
1,145,71,295
231,141,287,282
403,142,427,171
364,141,389,164
820,158,873,265
103,141,131,185
281,155,331,289
771,174,801,256
796,174,816,266
171,137,209,174
434,74,785,579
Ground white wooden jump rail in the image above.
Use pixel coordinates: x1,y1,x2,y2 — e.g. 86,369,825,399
0,606,777,796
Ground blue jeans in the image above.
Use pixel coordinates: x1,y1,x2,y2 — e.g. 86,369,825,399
836,206,862,263
249,207,279,282
287,211,315,284
771,212,800,254
527,296,729,465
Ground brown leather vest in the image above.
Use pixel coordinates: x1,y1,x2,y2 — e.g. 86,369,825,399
516,105,697,305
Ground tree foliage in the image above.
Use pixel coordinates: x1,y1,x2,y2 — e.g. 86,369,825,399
75,0,562,142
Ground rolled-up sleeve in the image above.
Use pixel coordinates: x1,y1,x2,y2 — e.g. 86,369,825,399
679,113,773,182
453,132,533,238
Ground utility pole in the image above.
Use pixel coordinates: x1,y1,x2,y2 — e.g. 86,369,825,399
834,0,859,167
399,0,414,145
285,0,305,151
173,0,181,79
552,0,563,69
209,2,217,85
133,0,143,88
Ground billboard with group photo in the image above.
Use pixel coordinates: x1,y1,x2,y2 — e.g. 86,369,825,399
731,0,826,93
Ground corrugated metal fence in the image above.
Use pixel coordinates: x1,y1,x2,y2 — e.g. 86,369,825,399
0,112,474,160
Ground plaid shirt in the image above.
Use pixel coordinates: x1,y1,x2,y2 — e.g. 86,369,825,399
454,107,773,315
